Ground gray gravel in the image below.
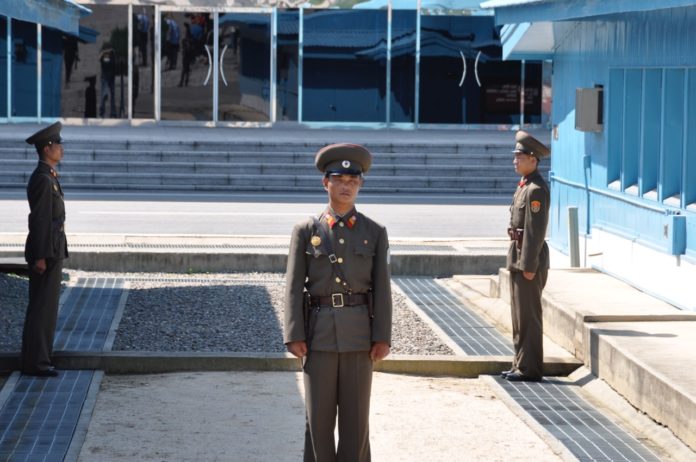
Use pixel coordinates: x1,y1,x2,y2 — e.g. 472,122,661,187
0,273,29,352
106,272,453,355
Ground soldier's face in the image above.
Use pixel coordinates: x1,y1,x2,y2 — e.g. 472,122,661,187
43,142,64,164
513,152,537,176
323,174,363,207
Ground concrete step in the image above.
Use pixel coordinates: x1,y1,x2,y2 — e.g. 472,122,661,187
0,160,526,178
0,148,516,165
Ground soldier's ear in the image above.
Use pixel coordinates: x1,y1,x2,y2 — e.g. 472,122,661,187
322,176,329,190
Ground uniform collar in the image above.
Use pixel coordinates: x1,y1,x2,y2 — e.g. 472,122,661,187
38,160,59,178
323,207,358,229
518,169,540,187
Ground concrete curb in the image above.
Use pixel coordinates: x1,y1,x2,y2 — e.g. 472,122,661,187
0,352,581,377
0,251,506,277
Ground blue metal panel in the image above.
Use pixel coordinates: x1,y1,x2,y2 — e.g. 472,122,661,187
622,69,641,190
489,0,696,26
660,68,684,201
685,70,696,206
641,69,661,195
607,69,623,184
0,0,89,35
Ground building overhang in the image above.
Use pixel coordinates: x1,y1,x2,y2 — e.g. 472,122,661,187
481,0,696,60
0,0,91,35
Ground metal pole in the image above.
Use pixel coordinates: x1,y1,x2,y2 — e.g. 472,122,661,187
154,7,161,121
213,12,219,124
128,4,133,121
270,8,277,123
568,206,580,267
298,7,303,123
386,0,392,126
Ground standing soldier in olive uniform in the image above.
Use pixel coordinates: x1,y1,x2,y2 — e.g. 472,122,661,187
502,131,550,382
284,143,392,462
22,122,68,377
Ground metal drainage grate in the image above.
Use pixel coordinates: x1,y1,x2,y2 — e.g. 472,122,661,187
0,371,95,462
54,278,125,352
496,377,660,462
394,277,513,355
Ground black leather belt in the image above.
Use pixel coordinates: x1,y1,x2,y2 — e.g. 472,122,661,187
310,293,368,308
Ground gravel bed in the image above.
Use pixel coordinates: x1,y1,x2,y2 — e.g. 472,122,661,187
106,272,453,355
0,273,29,352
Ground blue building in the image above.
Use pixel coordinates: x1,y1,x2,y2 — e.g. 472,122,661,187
484,0,696,310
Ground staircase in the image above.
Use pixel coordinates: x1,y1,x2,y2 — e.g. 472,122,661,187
0,137,549,195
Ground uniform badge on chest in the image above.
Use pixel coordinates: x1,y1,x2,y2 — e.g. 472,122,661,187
53,184,58,192
311,235,322,247
531,200,541,213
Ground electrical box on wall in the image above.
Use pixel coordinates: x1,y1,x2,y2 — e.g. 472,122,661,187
575,87,604,132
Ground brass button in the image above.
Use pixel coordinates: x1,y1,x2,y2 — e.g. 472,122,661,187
335,277,341,283
339,238,345,244
337,257,343,263
339,222,345,227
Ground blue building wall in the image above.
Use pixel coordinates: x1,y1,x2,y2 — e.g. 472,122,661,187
548,6,696,261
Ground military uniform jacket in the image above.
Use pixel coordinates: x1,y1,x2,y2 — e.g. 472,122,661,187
284,208,392,352
506,170,549,273
25,162,68,264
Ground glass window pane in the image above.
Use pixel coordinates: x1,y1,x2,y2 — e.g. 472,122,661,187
41,27,63,117
523,61,542,124
419,15,521,124
0,17,7,118
277,9,299,121
218,12,271,122
133,5,154,119
60,4,129,119
161,12,213,121
12,19,37,117
390,10,416,123
303,9,387,123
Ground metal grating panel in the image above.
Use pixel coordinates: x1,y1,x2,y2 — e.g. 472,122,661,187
496,377,661,462
395,277,513,355
0,371,95,462
54,278,125,352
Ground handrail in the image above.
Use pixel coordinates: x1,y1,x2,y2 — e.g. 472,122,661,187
549,173,681,215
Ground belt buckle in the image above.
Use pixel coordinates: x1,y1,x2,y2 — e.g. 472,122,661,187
331,293,344,308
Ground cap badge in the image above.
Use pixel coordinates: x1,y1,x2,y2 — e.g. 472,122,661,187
342,160,351,168
311,235,322,247
531,200,541,213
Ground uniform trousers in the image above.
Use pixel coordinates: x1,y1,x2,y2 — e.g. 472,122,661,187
303,350,373,462
510,268,548,379
21,258,62,373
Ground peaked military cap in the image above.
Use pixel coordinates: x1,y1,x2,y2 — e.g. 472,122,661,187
315,143,372,175
25,122,63,148
512,130,550,159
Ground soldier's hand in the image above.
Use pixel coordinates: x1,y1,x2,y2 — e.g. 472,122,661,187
286,341,308,358
370,341,390,362
33,259,47,275
523,271,535,281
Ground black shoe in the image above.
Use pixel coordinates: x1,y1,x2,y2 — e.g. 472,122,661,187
23,367,58,377
500,369,516,378
505,372,541,382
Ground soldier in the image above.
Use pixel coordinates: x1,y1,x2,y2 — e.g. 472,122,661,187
284,143,392,462
22,122,68,377
502,131,550,382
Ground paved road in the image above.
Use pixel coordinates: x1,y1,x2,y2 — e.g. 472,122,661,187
0,191,510,239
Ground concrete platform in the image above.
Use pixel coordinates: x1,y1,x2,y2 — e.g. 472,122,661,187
448,269,696,453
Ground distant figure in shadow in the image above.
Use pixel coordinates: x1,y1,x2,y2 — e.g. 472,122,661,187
98,42,116,118
63,35,79,86
84,75,97,118
179,23,194,87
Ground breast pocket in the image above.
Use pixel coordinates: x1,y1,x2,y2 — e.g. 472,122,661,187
352,244,375,275
512,202,526,227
